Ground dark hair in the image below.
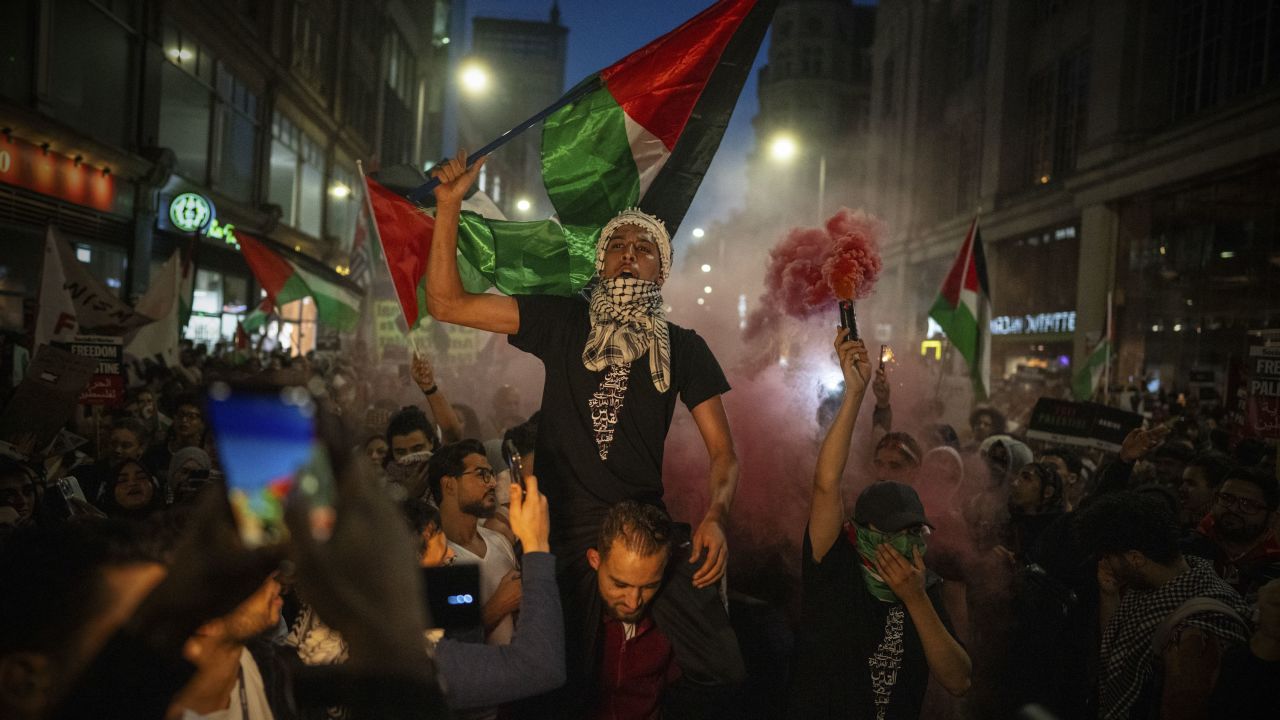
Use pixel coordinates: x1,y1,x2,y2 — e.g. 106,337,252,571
386,406,437,451
1074,492,1182,563
503,411,540,457
1040,446,1083,477
924,423,960,451
875,432,922,466
1222,466,1279,512
426,439,488,503
1185,453,1235,490
597,501,672,560
399,497,445,558
1154,440,1196,464
1021,461,1064,511
99,460,165,518
969,406,1007,433
110,416,150,445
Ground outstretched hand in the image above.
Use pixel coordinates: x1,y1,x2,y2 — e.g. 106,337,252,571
432,148,487,208
690,516,728,588
834,329,872,398
1119,424,1170,462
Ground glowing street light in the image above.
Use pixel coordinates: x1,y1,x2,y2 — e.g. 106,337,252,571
701,264,711,273
329,183,351,199
692,227,706,239
515,198,532,213
769,131,825,222
769,133,798,162
703,286,713,294
460,62,490,95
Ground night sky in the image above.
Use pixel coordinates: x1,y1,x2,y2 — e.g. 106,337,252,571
463,0,769,237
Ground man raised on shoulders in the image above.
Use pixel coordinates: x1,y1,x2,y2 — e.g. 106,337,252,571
425,151,744,705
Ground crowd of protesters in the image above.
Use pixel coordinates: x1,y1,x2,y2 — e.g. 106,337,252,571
0,155,1277,720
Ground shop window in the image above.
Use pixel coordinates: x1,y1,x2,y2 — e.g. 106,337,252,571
271,297,318,356
185,268,247,346
269,112,326,238
47,0,136,148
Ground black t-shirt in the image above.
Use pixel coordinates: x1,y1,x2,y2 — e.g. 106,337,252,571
788,526,955,720
509,294,729,533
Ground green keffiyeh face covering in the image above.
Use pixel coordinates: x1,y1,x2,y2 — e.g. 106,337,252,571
854,524,928,603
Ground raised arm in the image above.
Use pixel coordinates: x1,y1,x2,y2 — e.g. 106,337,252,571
427,150,520,335
411,352,463,443
809,330,871,563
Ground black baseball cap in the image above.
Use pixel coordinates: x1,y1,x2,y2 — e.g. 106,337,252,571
853,482,932,532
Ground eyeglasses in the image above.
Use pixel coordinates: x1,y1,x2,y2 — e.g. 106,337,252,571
1215,491,1268,515
460,467,497,484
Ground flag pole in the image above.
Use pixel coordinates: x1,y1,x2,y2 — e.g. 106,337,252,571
357,160,422,356
1104,290,1114,405
405,77,602,204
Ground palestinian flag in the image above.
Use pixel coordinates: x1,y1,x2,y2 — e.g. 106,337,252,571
541,0,779,229
928,218,992,399
367,0,777,327
1073,338,1110,401
241,297,275,334
237,233,361,332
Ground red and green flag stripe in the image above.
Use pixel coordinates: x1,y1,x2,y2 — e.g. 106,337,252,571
237,233,361,332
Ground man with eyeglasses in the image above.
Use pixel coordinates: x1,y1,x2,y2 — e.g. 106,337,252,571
428,440,521,649
1189,466,1280,602
789,331,971,719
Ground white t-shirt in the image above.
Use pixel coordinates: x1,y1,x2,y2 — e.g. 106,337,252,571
449,525,519,645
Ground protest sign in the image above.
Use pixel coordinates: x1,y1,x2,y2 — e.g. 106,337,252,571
1026,398,1144,452
53,335,125,406
0,345,96,450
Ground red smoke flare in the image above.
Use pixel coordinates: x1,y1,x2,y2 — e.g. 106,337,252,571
745,209,886,339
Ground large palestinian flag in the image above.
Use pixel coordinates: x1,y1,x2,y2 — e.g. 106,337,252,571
368,0,778,328
929,218,992,399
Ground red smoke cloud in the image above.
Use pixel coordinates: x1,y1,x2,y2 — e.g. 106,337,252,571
745,209,885,340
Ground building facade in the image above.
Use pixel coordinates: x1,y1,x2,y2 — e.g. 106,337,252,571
0,0,452,354
457,3,566,219
866,0,1280,398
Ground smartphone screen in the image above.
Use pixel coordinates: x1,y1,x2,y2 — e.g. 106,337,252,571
207,382,317,546
422,564,482,632
503,439,525,491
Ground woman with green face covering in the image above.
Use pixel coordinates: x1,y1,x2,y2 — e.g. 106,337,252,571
787,330,972,720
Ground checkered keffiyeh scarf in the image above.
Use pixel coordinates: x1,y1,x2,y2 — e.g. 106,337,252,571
582,277,671,393
1098,556,1251,719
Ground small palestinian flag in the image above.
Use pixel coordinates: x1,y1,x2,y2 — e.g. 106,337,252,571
929,218,992,399
237,233,361,332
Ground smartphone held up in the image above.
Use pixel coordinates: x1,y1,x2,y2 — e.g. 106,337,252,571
207,381,333,547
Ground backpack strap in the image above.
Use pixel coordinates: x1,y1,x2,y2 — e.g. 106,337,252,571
1150,596,1249,656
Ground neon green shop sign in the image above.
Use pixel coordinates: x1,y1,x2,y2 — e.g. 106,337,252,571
168,192,240,247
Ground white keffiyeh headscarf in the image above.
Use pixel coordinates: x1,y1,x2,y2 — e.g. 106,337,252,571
582,209,673,393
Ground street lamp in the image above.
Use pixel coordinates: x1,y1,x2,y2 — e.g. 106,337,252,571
459,62,490,95
515,198,532,213
692,227,706,239
768,132,826,223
